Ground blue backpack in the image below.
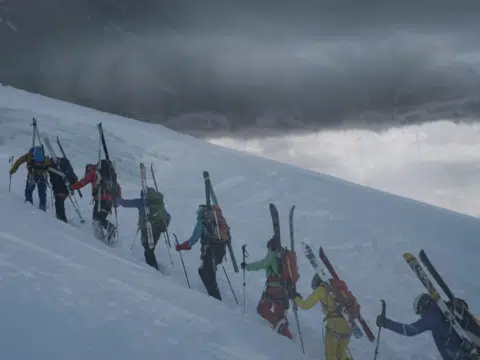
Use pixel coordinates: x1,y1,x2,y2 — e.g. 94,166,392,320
30,146,46,166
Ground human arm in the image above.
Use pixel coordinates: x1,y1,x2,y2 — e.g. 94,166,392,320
9,153,30,175
116,197,143,209
245,252,272,271
294,287,325,310
70,170,94,190
383,317,431,337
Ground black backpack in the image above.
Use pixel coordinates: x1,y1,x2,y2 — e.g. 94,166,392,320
96,159,117,196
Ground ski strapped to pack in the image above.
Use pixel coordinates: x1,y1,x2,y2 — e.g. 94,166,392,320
56,135,82,198
150,163,172,249
302,242,364,340
140,163,155,249
319,247,376,342
288,205,305,354
96,123,119,243
202,170,239,273
43,135,85,224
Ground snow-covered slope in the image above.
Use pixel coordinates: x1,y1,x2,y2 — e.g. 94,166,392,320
0,85,479,360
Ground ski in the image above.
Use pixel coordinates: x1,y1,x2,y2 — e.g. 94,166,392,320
140,163,155,249
301,242,363,339
96,123,118,243
403,252,479,357
419,250,454,300
288,205,305,353
151,163,171,248
44,136,85,224
56,135,82,198
419,250,480,347
203,170,239,273
320,247,376,342
269,203,281,249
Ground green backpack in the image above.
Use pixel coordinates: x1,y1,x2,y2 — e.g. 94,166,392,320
139,188,168,232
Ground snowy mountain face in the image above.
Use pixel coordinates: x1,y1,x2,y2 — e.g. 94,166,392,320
1,85,479,360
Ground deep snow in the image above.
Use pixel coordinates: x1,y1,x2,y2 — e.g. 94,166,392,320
0,85,479,360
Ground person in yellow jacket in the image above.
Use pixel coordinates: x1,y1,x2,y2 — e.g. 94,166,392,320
9,146,52,211
291,274,352,360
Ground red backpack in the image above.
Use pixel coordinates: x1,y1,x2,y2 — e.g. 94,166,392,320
279,247,300,288
205,205,230,243
329,278,360,319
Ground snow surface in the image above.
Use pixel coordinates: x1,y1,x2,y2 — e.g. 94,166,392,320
0,85,479,360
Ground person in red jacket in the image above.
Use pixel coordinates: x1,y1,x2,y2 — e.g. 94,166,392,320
71,160,121,242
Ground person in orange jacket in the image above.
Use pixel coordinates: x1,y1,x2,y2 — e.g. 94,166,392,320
71,159,121,242
9,146,53,211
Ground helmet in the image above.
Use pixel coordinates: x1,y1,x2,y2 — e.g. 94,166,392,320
413,293,433,315
311,274,323,289
267,237,278,251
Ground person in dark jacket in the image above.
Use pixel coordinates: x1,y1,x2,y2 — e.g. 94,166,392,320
377,293,478,360
48,157,78,223
116,187,171,270
175,205,226,301
9,146,53,211
71,160,121,242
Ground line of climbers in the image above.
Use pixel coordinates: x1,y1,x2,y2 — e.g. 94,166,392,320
9,145,480,360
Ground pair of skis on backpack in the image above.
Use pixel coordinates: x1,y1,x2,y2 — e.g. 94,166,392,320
302,241,376,342
404,250,480,357
269,204,375,344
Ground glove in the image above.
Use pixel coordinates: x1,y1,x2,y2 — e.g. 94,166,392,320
376,314,388,328
241,262,247,270
175,241,191,251
287,286,301,300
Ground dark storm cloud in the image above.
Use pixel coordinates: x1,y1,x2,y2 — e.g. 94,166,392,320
1,0,480,139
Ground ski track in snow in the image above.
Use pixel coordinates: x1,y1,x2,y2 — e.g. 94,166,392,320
0,85,479,360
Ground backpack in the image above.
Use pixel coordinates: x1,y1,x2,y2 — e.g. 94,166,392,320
96,159,118,196
328,278,361,319
58,158,77,183
204,205,230,243
29,146,47,168
140,188,169,232
276,247,300,289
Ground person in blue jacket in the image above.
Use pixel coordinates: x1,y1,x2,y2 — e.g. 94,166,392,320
376,293,477,360
176,205,226,301
116,187,170,270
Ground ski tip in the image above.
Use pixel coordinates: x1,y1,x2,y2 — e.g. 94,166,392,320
419,249,426,256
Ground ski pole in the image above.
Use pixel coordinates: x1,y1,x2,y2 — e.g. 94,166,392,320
68,195,85,224
242,244,248,314
374,300,386,360
173,233,190,288
221,264,238,305
130,227,140,251
8,156,14,192
163,232,174,266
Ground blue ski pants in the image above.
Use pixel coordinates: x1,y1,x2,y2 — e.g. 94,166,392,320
25,175,47,211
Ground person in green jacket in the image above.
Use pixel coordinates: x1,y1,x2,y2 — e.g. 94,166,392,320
241,238,293,339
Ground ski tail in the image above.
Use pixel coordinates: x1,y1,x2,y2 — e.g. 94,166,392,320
319,247,376,342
